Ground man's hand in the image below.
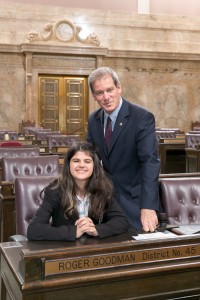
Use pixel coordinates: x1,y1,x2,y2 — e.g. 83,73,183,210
141,209,158,232
75,217,98,238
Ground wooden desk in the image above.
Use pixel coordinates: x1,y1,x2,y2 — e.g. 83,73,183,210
38,145,50,155
0,182,15,242
158,139,186,173
159,172,200,179
50,146,70,165
38,145,68,164
1,232,200,299
185,147,200,172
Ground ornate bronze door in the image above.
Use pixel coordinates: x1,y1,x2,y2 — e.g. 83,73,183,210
38,75,88,139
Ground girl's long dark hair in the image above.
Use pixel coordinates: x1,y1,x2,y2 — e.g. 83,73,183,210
47,141,114,220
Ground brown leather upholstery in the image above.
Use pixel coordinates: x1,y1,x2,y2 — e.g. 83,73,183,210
0,147,40,158
160,177,200,225
0,154,59,242
35,131,60,143
159,128,180,133
2,155,60,181
0,147,41,182
189,131,200,134
156,130,176,140
14,176,56,236
23,127,44,134
185,133,200,148
47,135,80,150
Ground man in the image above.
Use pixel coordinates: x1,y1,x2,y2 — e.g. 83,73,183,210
86,67,160,231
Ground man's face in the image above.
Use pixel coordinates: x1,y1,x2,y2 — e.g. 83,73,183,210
92,74,122,114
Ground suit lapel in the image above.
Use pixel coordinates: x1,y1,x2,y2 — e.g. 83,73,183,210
95,109,108,155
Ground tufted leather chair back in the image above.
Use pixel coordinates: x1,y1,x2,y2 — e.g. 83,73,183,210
159,128,180,133
23,127,44,134
2,155,60,181
47,134,80,150
189,131,200,134
35,131,60,143
0,147,40,159
156,130,176,140
185,133,200,148
160,177,200,225
15,176,56,236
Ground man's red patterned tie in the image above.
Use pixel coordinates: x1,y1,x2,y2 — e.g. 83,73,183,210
105,116,112,146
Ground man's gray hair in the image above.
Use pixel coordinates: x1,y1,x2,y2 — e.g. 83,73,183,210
88,67,120,93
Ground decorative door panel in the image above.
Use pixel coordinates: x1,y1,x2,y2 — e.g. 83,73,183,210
39,77,60,131
65,77,86,138
39,76,88,139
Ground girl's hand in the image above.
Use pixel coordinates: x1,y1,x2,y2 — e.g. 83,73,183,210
75,217,98,238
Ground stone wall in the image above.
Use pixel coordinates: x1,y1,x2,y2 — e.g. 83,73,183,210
0,2,200,131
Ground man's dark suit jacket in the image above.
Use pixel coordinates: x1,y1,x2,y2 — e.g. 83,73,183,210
87,98,161,230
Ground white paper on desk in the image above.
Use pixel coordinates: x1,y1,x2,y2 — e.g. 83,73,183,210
133,230,177,240
1,241,22,248
173,225,200,235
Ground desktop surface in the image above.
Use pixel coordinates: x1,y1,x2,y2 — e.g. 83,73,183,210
1,230,200,300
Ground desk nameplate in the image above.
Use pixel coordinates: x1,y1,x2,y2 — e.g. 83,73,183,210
45,243,200,277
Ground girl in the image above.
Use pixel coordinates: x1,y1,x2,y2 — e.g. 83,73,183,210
27,141,129,241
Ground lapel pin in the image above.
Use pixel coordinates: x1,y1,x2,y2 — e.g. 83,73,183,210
119,123,123,126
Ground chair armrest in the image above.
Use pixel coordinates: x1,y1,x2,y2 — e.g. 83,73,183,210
9,234,28,242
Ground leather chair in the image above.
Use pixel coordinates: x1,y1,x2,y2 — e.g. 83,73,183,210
160,177,200,225
0,147,40,158
10,176,56,240
156,130,176,140
23,126,44,134
185,133,200,148
189,131,200,134
0,154,60,242
35,130,60,144
47,134,80,150
159,128,180,134
2,155,60,181
0,147,40,181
